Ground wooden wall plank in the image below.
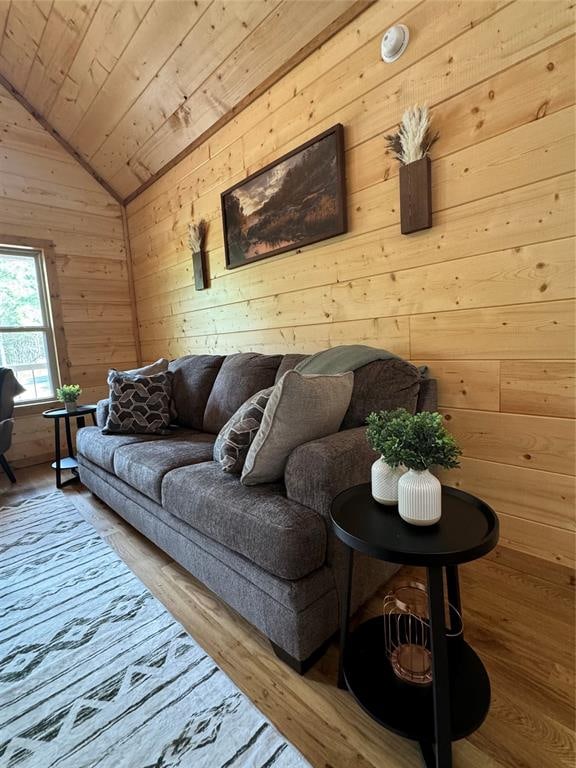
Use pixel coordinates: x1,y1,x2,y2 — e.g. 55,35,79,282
0,196,124,238
0,170,120,218
489,514,575,569
440,408,575,475
139,316,412,361
501,361,576,418
411,361,501,411
61,302,133,324
410,300,575,360
0,121,80,163
439,456,575,531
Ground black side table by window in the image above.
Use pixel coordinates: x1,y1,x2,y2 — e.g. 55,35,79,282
331,483,499,768
42,405,97,489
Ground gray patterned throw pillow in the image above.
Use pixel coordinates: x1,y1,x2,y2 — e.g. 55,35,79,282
213,387,273,473
103,370,173,435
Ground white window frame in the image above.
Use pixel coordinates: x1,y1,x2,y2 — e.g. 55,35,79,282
0,243,61,405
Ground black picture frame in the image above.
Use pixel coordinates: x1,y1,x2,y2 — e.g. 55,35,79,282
221,124,347,269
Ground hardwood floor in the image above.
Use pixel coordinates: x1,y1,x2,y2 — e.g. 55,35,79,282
1,464,574,768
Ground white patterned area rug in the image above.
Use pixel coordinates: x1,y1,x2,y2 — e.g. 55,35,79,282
0,491,310,768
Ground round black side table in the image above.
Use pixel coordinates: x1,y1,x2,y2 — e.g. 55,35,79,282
42,405,97,489
330,483,499,768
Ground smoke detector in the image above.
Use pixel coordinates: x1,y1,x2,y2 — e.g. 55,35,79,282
381,24,409,63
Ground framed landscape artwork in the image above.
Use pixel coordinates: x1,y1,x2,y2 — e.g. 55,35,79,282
221,124,347,269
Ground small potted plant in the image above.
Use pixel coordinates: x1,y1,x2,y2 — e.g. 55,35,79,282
366,409,410,505
387,410,461,525
56,384,82,413
367,409,461,524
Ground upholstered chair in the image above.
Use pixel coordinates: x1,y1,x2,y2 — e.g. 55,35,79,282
0,368,25,483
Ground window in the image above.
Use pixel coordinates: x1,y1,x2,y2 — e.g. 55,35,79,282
0,245,60,403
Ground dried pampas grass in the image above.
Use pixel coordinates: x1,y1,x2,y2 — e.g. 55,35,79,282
188,219,208,255
385,106,438,165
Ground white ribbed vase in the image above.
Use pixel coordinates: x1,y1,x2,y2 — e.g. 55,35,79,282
398,468,441,525
371,458,406,505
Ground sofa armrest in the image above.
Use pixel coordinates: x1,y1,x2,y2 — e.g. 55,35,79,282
284,427,376,520
96,398,109,428
417,378,437,412
285,429,398,611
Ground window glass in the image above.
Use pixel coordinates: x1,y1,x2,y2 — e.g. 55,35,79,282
0,246,59,403
0,253,43,327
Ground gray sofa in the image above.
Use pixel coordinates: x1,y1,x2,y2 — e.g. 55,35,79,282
77,352,437,672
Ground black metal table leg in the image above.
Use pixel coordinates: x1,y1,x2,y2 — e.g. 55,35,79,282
64,415,74,458
72,416,86,477
425,566,452,768
337,546,353,689
0,455,16,483
54,417,62,489
445,565,462,635
418,740,437,768
91,412,97,426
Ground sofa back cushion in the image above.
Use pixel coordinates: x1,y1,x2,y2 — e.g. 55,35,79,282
203,352,282,434
340,358,421,429
124,358,169,376
274,354,308,382
169,355,224,430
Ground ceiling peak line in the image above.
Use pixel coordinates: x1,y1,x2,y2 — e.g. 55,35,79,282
0,71,124,206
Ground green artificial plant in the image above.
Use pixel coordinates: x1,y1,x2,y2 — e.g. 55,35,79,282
56,384,82,403
366,408,461,471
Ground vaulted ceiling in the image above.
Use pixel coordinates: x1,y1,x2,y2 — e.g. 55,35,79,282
0,0,368,202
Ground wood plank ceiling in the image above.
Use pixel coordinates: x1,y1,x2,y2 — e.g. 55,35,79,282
0,0,367,202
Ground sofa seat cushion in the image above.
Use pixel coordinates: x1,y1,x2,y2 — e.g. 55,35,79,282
76,426,166,473
114,433,215,503
162,462,326,580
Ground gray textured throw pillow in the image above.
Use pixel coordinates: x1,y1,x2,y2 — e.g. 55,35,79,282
213,387,273,474
241,370,354,486
103,370,173,435
125,358,169,376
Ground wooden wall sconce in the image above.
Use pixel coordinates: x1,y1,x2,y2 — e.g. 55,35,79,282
386,106,437,235
399,156,432,234
188,219,209,290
